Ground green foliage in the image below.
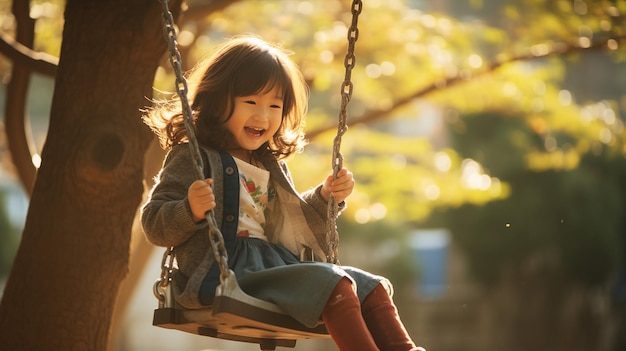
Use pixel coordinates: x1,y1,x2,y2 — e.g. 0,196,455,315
428,111,625,286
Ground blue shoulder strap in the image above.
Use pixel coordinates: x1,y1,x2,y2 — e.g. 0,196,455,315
199,151,240,305
217,151,239,255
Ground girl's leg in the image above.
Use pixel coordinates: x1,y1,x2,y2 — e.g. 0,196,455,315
361,283,425,351
322,277,380,351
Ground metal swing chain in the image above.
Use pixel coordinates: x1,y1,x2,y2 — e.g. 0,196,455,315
154,0,230,305
326,0,362,264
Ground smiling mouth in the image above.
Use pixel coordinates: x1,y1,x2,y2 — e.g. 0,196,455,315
245,127,266,137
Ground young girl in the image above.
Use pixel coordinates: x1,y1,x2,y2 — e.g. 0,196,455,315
141,35,423,351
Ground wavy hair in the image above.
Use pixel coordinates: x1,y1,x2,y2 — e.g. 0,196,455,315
143,35,309,160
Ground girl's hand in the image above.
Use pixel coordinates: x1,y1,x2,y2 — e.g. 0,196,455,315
188,179,215,222
321,168,354,203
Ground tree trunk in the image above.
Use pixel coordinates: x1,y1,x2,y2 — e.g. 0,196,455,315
0,0,181,349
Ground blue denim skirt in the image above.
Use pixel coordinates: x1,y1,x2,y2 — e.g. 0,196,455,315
213,237,390,328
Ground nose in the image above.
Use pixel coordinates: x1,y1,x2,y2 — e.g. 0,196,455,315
253,105,271,121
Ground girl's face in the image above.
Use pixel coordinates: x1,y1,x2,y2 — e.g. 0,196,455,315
225,85,284,160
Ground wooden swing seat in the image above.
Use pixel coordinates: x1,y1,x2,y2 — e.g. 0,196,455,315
152,271,329,350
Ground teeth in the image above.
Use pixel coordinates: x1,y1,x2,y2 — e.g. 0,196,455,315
246,127,265,136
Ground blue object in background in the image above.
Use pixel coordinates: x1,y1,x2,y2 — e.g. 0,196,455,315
410,229,451,298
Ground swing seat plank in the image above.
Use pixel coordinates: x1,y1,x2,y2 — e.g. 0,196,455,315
153,306,299,348
152,272,329,350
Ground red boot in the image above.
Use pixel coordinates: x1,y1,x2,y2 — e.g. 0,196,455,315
361,283,424,351
322,278,380,351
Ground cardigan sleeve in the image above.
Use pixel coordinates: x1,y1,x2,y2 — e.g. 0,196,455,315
278,160,346,218
141,144,209,247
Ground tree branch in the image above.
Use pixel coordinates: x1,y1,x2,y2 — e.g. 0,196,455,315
4,0,40,195
181,0,238,23
306,36,626,140
0,30,58,77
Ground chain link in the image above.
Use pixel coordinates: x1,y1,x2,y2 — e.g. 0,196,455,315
326,0,362,264
157,0,231,292
153,246,172,306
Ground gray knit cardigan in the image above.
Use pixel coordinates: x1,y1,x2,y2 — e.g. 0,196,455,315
141,144,343,308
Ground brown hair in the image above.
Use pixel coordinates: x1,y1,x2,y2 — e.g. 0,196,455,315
143,35,309,160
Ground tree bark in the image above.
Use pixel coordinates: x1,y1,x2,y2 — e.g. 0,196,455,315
108,139,164,350
0,0,181,349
